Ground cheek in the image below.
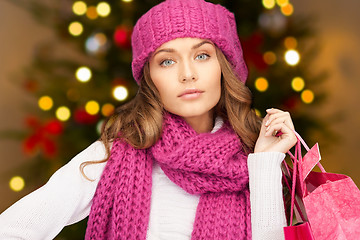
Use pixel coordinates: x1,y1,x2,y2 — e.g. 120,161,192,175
206,63,222,96
149,71,175,107
212,78,222,103
149,68,166,94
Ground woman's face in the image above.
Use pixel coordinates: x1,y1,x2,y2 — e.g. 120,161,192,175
149,38,222,125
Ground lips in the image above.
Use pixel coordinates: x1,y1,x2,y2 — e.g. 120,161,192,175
178,89,204,98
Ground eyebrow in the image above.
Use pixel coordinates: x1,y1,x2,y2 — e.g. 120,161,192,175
152,40,213,57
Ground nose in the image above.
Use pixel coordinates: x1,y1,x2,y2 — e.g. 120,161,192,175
179,60,198,83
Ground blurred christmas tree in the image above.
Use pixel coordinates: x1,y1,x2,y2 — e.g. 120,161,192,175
2,0,330,238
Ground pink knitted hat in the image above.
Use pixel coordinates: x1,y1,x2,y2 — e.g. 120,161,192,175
131,0,248,84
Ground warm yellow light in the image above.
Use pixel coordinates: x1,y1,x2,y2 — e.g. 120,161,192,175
263,51,277,65
113,86,128,101
85,100,100,115
122,0,133,2
254,109,262,117
255,77,269,92
285,50,300,66
301,90,315,104
38,96,53,111
262,0,275,9
68,22,83,36
86,6,98,20
9,176,25,192
281,3,294,16
101,103,115,117
276,0,289,7
76,66,92,82
72,1,87,16
291,77,305,92
56,106,71,121
97,2,111,17
284,36,298,49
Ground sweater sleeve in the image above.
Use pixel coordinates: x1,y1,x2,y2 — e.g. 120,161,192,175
0,141,107,240
248,152,287,240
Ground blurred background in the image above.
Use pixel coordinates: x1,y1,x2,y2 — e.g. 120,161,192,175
0,0,359,238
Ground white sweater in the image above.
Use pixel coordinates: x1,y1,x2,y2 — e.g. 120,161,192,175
0,121,287,240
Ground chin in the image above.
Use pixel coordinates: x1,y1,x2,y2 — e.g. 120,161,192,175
170,108,215,119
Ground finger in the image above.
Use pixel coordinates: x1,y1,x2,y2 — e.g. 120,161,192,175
265,111,294,130
265,110,288,124
265,123,297,153
266,108,284,114
259,116,270,137
265,122,295,138
266,116,294,131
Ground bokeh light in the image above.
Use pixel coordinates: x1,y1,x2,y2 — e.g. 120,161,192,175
113,86,128,101
122,0,133,2
291,77,305,92
94,33,107,45
85,100,100,115
9,176,25,192
281,3,294,16
262,0,275,9
285,50,300,66
101,103,115,117
38,96,53,111
263,51,277,65
255,77,269,92
72,1,87,15
254,109,262,117
97,120,104,135
284,36,298,49
85,33,108,54
76,66,92,82
97,2,111,17
301,89,315,104
56,106,71,121
68,22,83,36
86,6,98,19
276,0,289,7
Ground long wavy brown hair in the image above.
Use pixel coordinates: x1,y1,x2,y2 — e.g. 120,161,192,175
80,46,262,179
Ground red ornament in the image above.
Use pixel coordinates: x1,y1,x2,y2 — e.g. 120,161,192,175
113,25,132,49
23,117,64,159
44,120,63,135
241,32,268,72
74,108,99,125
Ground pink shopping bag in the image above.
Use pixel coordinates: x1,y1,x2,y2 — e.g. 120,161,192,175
283,134,314,240
283,132,360,240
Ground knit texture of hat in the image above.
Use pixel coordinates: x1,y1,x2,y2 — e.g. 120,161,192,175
131,0,248,84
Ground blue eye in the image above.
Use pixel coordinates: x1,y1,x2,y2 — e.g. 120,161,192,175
196,53,210,60
160,59,175,67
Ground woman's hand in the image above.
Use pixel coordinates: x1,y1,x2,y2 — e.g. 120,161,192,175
254,108,297,154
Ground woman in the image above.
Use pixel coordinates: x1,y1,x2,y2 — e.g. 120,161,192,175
0,0,296,239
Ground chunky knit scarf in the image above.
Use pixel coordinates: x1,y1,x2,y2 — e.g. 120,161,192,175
85,113,251,239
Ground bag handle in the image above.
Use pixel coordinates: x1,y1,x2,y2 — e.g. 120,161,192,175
283,130,325,225
288,138,302,226
292,131,325,173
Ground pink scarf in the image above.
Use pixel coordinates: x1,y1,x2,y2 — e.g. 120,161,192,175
85,113,251,239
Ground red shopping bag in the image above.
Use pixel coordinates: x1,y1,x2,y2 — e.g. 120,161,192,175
283,132,360,240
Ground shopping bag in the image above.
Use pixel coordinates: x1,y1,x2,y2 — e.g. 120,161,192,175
283,131,360,240
283,136,315,240
283,222,314,240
